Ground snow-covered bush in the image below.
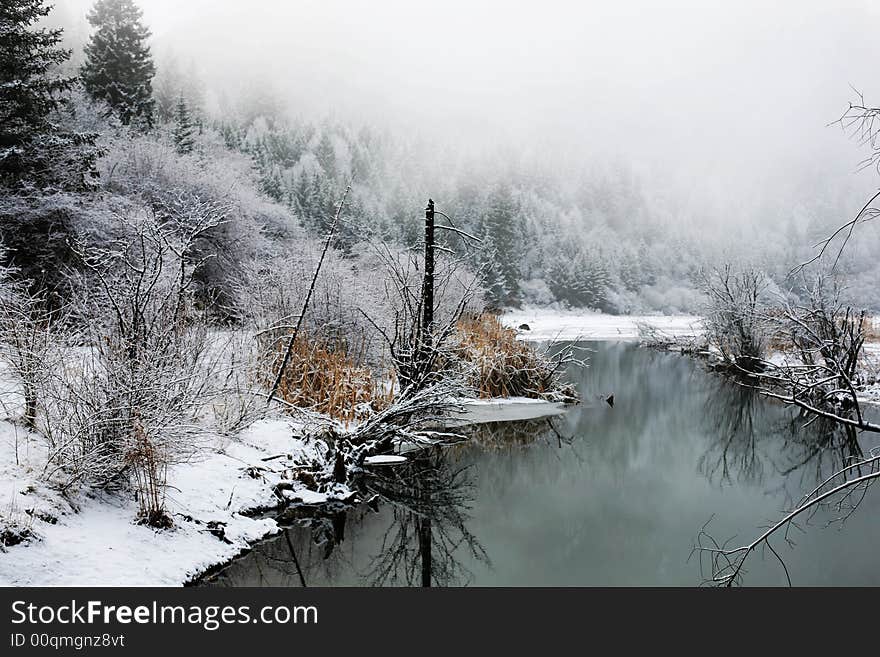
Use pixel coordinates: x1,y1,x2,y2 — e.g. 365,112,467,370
702,265,771,370
97,133,293,311
519,278,556,307
0,267,57,430
40,210,220,526
234,243,392,369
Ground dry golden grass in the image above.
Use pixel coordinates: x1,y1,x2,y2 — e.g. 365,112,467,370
453,313,570,400
259,331,393,423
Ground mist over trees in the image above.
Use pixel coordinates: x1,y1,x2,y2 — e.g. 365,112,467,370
1,0,879,589
3,0,880,318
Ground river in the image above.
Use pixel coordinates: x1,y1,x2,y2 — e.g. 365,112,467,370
198,342,880,586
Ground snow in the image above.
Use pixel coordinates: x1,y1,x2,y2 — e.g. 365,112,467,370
449,396,570,425
501,308,703,342
0,417,344,586
280,488,334,505
860,340,880,408
363,454,408,465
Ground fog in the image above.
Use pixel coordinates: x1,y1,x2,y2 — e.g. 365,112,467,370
53,1,878,182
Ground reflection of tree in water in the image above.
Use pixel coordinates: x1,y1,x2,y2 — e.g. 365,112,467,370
196,503,373,587
201,417,582,588
697,377,865,498
698,380,766,486
361,446,488,586
772,413,864,505
447,415,584,504
456,416,574,450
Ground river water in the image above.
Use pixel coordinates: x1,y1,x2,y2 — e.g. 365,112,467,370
199,342,880,586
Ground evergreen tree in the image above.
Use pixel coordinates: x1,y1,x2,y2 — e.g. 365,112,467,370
153,55,182,122
0,0,100,189
172,95,195,154
315,132,336,176
479,185,524,305
81,0,155,127
546,241,611,311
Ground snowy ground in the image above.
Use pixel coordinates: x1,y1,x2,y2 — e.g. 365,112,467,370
501,308,703,342
0,417,341,586
0,379,571,586
501,308,880,409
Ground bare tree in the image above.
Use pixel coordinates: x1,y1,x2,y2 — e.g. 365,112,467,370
40,205,227,526
793,89,880,273
0,267,57,431
696,272,879,585
701,264,770,372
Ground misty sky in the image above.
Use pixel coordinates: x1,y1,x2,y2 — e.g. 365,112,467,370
58,0,880,194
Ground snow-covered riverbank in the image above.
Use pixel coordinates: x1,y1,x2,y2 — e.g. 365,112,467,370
0,417,336,586
0,394,571,586
501,309,703,342
499,309,880,408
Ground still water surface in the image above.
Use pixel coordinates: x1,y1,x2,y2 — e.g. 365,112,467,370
200,342,880,586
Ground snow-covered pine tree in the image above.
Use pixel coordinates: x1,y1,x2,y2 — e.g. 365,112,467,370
172,95,195,154
546,241,611,310
153,56,183,123
315,132,336,176
81,0,155,128
0,0,100,190
479,185,524,306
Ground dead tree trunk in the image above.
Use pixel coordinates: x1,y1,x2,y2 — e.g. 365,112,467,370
420,198,435,367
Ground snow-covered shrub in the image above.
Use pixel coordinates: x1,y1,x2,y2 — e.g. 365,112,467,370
0,498,35,551
0,268,57,429
519,277,556,307
632,276,706,314
775,273,869,393
41,210,219,526
234,243,392,369
97,133,292,312
204,330,268,436
702,265,771,370
0,192,88,306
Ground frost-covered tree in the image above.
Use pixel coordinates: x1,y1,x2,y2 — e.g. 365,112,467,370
152,55,182,123
172,95,195,154
315,132,336,176
479,185,524,306
546,240,611,310
81,0,155,127
154,55,205,125
0,0,100,190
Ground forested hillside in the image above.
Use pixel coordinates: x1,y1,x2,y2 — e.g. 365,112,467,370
8,0,879,318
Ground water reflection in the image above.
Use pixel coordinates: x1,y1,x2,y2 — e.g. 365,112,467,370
699,383,765,486
199,342,880,587
697,376,866,503
200,445,493,587
360,447,488,586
